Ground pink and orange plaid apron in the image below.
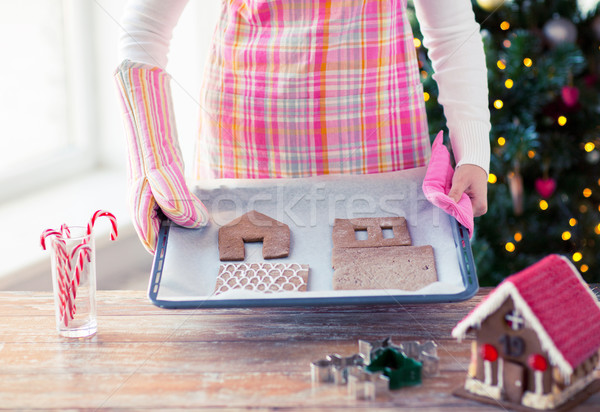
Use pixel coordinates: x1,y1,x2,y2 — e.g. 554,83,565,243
196,0,430,179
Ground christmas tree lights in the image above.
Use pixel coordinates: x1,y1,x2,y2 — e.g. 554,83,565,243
409,0,600,284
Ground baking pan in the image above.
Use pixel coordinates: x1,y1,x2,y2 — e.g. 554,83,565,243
148,167,478,308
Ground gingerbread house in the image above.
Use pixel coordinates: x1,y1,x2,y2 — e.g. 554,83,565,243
452,254,600,410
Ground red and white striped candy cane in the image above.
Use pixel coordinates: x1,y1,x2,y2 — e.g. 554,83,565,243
56,238,74,324
40,229,62,251
79,210,117,297
87,209,118,240
40,229,71,325
65,243,92,318
60,223,71,239
61,237,94,320
70,243,92,287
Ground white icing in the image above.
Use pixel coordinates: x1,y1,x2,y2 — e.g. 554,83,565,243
464,377,501,400
215,263,308,295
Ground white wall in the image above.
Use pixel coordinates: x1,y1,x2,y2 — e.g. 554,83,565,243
0,1,221,281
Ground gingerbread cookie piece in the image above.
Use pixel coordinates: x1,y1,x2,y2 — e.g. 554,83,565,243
215,263,309,294
332,245,437,291
218,210,290,261
332,217,412,249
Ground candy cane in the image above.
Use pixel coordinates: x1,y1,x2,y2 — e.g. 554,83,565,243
87,209,118,240
64,244,92,319
70,243,92,287
55,238,74,324
40,229,62,250
60,223,71,239
80,210,117,295
59,241,93,320
40,228,79,325
41,230,71,325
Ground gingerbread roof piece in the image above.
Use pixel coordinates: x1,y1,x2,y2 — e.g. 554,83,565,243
218,210,290,261
452,254,600,377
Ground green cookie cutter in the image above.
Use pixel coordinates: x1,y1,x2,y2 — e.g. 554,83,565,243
366,347,422,389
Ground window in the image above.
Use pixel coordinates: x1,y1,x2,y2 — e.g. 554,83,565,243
0,0,220,282
0,0,96,203
504,310,525,331
354,228,368,241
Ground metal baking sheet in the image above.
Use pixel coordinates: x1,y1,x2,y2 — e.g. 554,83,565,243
148,167,478,308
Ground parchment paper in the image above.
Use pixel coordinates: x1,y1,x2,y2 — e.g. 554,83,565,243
155,167,467,302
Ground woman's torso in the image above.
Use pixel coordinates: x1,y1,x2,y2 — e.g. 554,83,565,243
196,0,430,179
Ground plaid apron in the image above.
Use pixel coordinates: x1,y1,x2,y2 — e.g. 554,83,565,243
196,0,430,179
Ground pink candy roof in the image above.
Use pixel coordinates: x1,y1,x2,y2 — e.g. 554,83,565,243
452,255,600,376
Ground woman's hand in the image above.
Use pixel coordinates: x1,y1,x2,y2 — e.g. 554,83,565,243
448,164,488,217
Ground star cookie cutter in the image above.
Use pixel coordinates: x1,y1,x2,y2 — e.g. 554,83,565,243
310,353,366,385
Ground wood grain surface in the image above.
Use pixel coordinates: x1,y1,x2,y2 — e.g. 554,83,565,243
1,290,598,411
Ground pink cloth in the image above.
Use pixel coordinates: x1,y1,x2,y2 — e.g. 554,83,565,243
422,131,474,237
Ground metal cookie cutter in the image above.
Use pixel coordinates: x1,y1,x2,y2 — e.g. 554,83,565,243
358,337,402,364
311,353,365,385
359,338,439,377
398,340,439,377
347,366,390,401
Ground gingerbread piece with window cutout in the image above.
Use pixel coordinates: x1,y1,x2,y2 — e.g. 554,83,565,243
331,217,412,249
452,254,600,411
331,217,437,291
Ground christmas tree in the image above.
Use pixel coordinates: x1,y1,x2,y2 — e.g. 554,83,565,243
410,0,600,285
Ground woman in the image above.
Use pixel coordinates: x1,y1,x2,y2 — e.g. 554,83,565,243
115,0,490,253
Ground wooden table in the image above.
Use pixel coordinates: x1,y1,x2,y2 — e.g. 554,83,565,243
1,289,598,411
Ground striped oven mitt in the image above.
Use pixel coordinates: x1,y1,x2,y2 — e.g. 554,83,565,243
114,60,209,253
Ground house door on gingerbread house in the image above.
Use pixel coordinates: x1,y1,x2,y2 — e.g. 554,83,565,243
452,255,600,410
503,359,525,403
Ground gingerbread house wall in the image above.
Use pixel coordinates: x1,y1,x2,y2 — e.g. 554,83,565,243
218,211,290,261
331,217,411,249
560,352,599,389
473,297,552,397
